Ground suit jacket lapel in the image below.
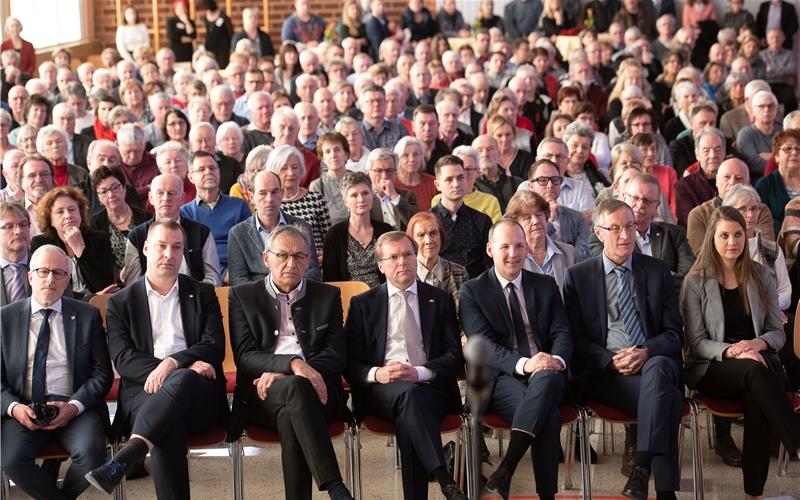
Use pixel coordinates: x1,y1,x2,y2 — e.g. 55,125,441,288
375,285,389,362
292,292,310,354
17,300,32,395
62,300,77,377
632,255,649,337
132,280,154,354
593,258,609,340
487,269,514,336
178,276,197,347
416,283,434,357
521,273,540,349
650,225,664,261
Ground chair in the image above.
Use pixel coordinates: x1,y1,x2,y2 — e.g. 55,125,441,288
478,405,590,499
582,400,701,500
214,287,238,394
0,441,73,500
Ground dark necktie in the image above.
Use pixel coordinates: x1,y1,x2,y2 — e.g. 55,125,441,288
506,283,531,357
31,308,53,403
610,267,647,347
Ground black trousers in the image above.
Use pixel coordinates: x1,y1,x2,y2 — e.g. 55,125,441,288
128,368,223,500
583,355,683,491
488,370,566,496
696,358,800,496
246,375,345,500
357,381,455,500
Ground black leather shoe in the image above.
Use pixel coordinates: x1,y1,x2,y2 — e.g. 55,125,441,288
621,465,650,500
621,444,636,477
85,461,126,494
442,484,467,500
714,434,743,467
485,466,511,500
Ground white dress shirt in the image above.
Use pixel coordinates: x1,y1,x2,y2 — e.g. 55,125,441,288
265,275,305,357
494,270,566,375
367,281,433,383
635,227,652,257
7,298,85,416
145,278,187,360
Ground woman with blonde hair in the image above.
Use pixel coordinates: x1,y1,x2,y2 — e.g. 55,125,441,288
336,0,368,51
606,60,653,121
486,114,533,180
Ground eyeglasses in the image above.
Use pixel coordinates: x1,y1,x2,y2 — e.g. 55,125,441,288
539,153,567,162
32,267,69,280
378,251,415,263
597,223,637,235
191,165,219,174
779,145,800,154
532,175,563,186
0,221,30,230
371,168,396,176
623,193,659,207
268,250,309,262
97,183,123,197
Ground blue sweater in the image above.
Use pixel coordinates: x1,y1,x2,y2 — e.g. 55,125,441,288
180,194,251,266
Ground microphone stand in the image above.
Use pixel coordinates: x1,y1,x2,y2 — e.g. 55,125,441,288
464,336,491,499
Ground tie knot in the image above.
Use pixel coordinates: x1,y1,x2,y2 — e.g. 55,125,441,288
613,266,627,278
506,282,516,293
41,308,53,320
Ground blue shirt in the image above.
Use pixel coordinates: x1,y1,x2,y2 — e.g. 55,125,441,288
180,194,251,266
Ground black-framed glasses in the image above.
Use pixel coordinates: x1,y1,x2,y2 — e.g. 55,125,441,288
32,267,69,280
596,223,637,235
623,193,659,207
97,183,124,197
268,250,309,262
532,175,563,186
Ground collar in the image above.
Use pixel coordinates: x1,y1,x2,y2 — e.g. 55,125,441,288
31,296,62,315
144,276,180,299
255,211,287,232
196,192,222,206
602,253,633,275
494,267,522,291
0,254,27,268
266,274,305,301
417,258,444,282
387,279,418,298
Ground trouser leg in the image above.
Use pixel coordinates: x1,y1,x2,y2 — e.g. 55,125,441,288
1,419,70,500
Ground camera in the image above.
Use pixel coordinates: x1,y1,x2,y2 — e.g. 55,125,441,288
30,403,59,426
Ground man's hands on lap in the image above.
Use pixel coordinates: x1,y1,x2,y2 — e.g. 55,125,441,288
41,402,79,430
612,346,650,375
375,360,419,384
290,358,328,404
144,357,178,393
523,352,562,375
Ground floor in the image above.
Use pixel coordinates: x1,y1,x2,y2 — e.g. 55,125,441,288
6,418,800,499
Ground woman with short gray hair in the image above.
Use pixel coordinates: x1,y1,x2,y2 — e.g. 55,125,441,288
230,145,272,212
265,144,330,251
323,171,393,287
563,121,609,198
722,184,792,310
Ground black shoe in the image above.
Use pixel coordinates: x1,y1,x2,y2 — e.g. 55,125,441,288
442,484,467,500
714,434,743,467
85,461,126,495
621,444,636,477
485,467,511,500
621,465,650,500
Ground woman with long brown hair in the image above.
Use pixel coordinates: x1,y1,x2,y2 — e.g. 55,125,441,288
680,206,800,499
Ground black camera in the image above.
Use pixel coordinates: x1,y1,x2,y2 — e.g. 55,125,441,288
30,403,59,426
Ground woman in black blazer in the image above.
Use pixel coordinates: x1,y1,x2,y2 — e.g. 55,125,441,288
322,172,392,287
30,186,117,297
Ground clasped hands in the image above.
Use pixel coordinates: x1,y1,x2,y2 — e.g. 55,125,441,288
725,338,768,367
611,346,650,375
523,352,562,375
253,358,328,404
375,360,419,384
144,357,216,394
11,401,79,431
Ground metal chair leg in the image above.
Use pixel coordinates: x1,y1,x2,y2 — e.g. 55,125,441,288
111,442,127,500
577,407,592,500
496,429,504,457
777,442,788,476
351,425,362,500
228,439,243,500
689,400,704,500
705,411,714,449
563,422,575,490
1,469,9,500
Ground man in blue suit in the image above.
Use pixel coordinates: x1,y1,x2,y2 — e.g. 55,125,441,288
563,199,684,500
460,219,572,500
1,244,113,500
345,231,466,500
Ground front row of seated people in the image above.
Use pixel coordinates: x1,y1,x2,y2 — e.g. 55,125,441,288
3,184,800,500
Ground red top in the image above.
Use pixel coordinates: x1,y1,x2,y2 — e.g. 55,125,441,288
1,38,35,76
649,163,678,218
53,161,68,187
396,173,438,211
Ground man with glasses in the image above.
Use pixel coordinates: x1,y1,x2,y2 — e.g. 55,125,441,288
367,148,419,231
180,151,250,272
234,68,266,121
360,85,408,150
527,159,592,261
228,225,354,500
618,107,673,167
19,154,55,238
86,220,228,497
2,244,112,499
0,201,32,305
668,101,720,177
123,174,221,286
737,90,782,177
346,231,466,500
564,199,684,500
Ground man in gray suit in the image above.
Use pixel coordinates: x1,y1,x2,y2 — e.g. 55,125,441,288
528,159,592,261
367,148,419,231
1,244,113,500
227,170,320,285
0,202,31,306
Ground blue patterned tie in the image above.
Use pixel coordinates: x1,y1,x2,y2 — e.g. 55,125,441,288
31,309,53,403
5,263,27,303
611,267,647,347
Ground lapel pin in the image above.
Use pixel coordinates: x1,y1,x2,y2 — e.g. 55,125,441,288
189,294,194,299
428,299,434,303
274,330,279,336
70,315,76,320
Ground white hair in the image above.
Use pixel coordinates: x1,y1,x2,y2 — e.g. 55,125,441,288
116,123,145,145
216,121,244,144
264,144,306,180
35,125,69,153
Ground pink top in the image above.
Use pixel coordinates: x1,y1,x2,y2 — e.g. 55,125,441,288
682,3,717,28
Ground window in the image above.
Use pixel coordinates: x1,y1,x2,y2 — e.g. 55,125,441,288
9,0,85,49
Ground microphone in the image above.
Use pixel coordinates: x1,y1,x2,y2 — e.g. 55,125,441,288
463,335,492,498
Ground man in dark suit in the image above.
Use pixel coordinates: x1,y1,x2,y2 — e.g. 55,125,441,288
345,231,467,500
227,170,320,285
229,225,353,500
460,220,572,500
0,201,31,306
230,7,275,57
757,0,798,49
563,200,684,500
1,244,112,500
86,220,228,497
589,173,694,288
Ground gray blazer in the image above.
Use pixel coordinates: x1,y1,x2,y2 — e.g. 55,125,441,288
548,206,591,262
680,262,785,387
227,212,321,286
0,264,31,307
